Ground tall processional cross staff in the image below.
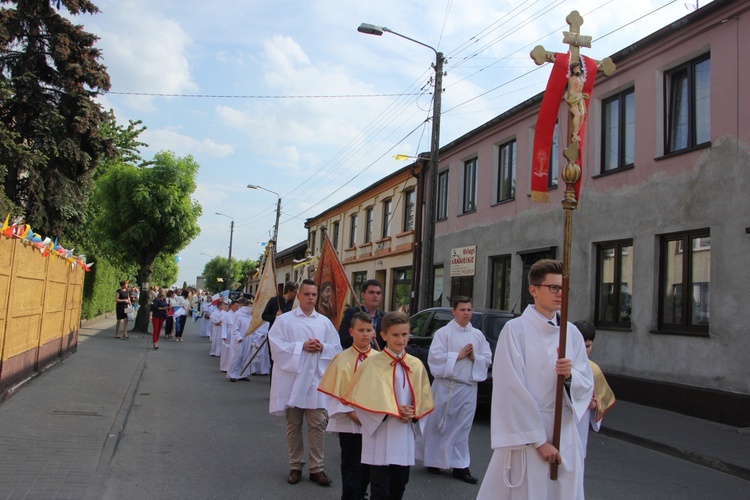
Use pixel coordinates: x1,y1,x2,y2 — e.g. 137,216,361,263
529,11,615,480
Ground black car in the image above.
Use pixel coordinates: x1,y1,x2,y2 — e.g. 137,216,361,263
408,307,515,404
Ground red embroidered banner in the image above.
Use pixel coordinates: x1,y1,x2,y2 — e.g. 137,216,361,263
315,233,350,330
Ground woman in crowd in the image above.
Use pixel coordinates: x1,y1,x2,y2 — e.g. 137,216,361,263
164,290,176,339
151,291,169,350
173,289,192,342
114,280,131,339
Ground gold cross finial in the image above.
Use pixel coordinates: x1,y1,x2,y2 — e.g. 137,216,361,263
530,10,615,76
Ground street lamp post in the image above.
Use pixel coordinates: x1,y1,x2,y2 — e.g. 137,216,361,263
215,212,234,287
247,185,282,246
358,23,444,311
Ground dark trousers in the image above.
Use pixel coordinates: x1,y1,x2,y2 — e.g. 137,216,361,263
339,432,369,500
369,464,409,500
165,317,174,336
175,316,187,337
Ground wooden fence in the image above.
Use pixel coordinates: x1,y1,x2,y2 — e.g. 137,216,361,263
0,235,84,394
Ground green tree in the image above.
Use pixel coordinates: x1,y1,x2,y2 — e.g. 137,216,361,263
0,0,114,237
92,151,202,332
201,256,257,293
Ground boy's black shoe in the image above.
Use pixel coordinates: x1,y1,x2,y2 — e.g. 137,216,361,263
427,467,441,475
452,468,478,484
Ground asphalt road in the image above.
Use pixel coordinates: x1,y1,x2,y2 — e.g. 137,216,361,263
99,323,750,499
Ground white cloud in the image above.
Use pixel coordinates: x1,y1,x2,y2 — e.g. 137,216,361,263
142,128,234,158
92,1,197,112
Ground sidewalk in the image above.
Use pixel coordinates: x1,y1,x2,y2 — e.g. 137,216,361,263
600,399,750,481
0,318,149,500
1,318,749,499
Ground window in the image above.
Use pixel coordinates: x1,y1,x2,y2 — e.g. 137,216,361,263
391,267,413,312
602,88,635,172
352,271,367,302
437,170,449,221
595,240,633,327
349,214,358,248
463,158,478,213
332,221,340,250
497,140,516,202
665,54,710,154
310,231,317,255
490,255,511,310
364,207,374,243
659,229,710,333
549,124,559,188
433,266,444,307
403,189,416,231
382,199,392,238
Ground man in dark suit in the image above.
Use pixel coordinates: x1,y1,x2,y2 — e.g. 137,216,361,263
262,281,298,327
338,279,385,349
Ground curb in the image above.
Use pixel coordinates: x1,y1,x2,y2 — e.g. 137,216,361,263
599,427,750,482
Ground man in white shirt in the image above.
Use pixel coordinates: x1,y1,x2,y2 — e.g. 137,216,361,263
269,279,341,487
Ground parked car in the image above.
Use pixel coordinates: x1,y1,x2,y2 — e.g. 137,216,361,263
408,307,516,405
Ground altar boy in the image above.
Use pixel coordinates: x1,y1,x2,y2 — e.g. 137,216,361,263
344,311,434,500
318,312,376,500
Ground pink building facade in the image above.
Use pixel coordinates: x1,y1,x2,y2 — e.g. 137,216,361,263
430,0,750,424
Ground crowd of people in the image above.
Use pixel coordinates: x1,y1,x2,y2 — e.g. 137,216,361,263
117,258,614,500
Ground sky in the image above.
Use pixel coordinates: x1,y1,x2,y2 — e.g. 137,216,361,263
79,0,709,286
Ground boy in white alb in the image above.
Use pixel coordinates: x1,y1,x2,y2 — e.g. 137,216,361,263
344,311,434,500
227,300,254,381
573,320,615,460
219,300,240,372
416,296,492,484
209,301,226,357
477,259,593,500
268,279,342,487
249,322,271,375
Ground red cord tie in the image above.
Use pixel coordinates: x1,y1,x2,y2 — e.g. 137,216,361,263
390,356,411,388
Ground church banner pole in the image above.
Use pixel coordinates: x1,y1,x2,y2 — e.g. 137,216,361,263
529,10,615,480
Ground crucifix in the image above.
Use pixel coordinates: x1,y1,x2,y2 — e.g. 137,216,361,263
529,10,615,481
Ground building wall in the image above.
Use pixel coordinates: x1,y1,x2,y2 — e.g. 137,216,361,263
433,0,750,395
307,168,418,312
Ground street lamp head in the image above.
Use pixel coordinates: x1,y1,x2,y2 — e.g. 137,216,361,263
246,184,258,190
358,23,386,36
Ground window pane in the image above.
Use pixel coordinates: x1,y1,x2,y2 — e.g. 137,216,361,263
332,222,339,250
597,247,616,323
491,256,511,310
382,200,392,238
694,58,711,145
690,235,710,327
498,141,516,201
464,159,477,212
437,171,449,220
668,70,689,152
624,91,635,166
619,244,633,323
604,99,620,172
404,190,415,231
663,239,683,324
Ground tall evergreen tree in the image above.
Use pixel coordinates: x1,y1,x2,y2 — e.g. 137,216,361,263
0,0,113,236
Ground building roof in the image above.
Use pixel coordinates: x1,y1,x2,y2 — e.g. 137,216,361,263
305,163,415,226
276,240,307,260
